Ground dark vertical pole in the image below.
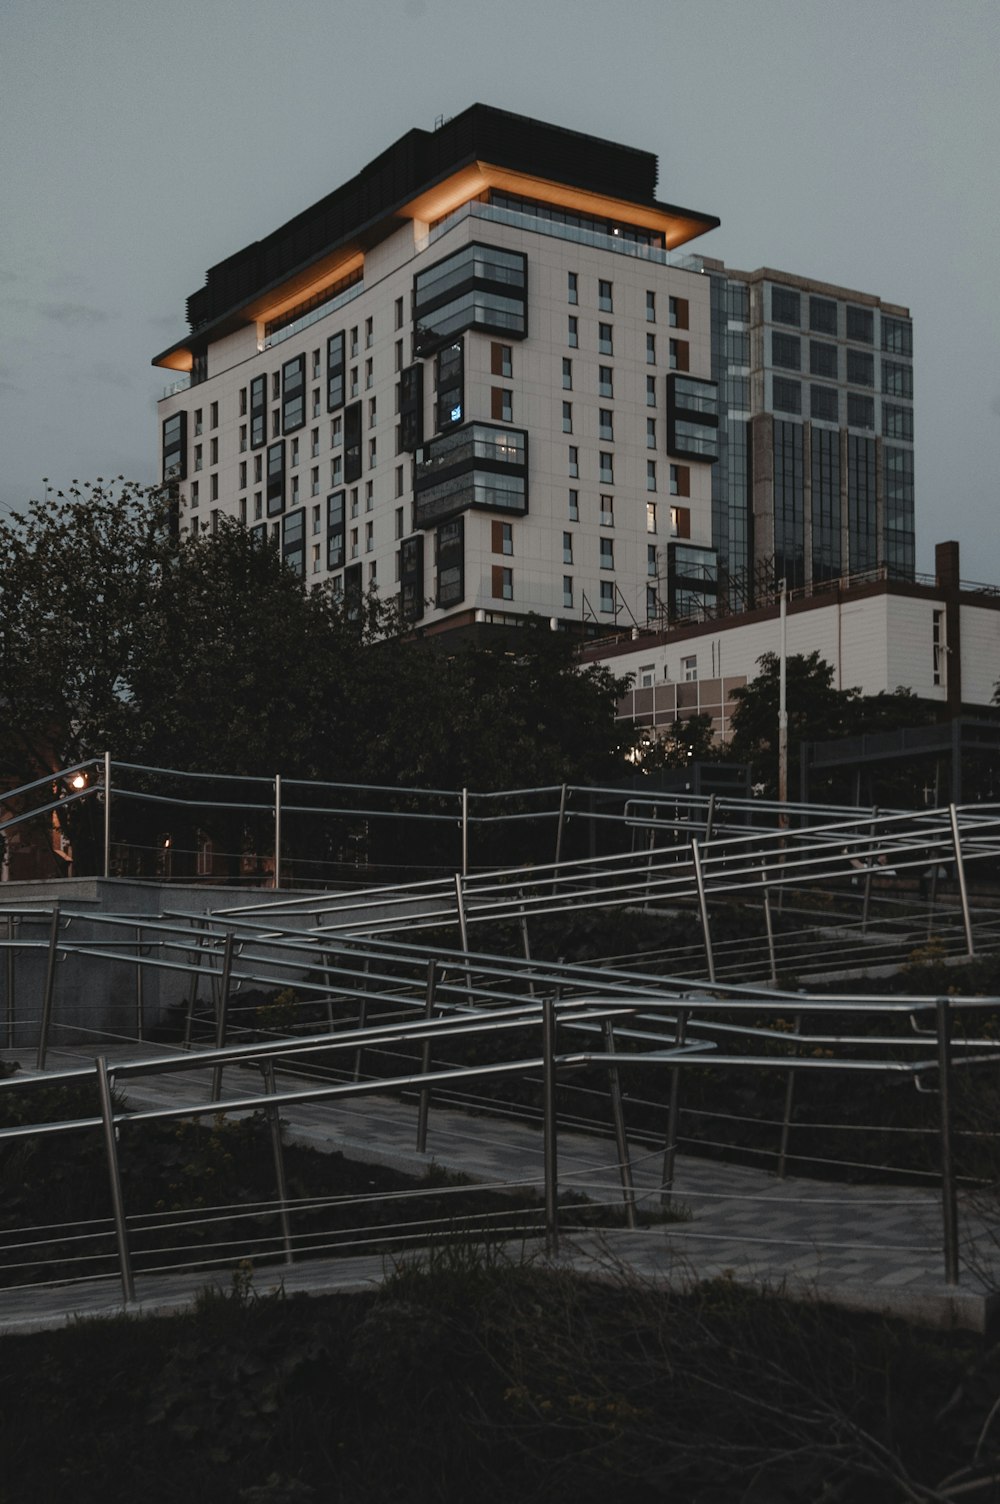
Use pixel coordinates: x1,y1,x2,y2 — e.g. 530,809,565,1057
661,1005,688,1205
134,926,145,1041
949,803,975,957
691,839,716,983
36,903,60,1071
4,914,15,1051
542,996,558,1256
96,1056,135,1305
936,997,959,1286
416,959,437,1154
776,1012,803,1179
353,955,369,1081
211,932,235,1103
602,1017,637,1228
262,1057,293,1265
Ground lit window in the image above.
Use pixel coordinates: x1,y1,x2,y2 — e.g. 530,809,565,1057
646,502,657,533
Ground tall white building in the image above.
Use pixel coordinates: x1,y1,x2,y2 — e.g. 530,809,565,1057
154,105,723,632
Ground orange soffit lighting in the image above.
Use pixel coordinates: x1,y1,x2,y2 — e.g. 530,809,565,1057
399,163,710,248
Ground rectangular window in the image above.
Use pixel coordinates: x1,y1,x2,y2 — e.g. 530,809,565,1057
568,488,579,521
771,287,801,326
600,537,614,570
162,410,187,481
883,403,914,441
491,519,514,555
846,305,874,343
598,323,613,356
810,384,839,422
810,340,838,379
670,464,690,497
239,388,248,416
368,395,377,428
646,502,657,534
365,520,374,552
563,575,573,609
239,461,247,489
646,374,656,407
932,609,944,687
772,332,801,371
646,332,656,365
491,386,513,422
562,357,573,390
599,452,614,484
562,401,573,433
772,377,802,415
600,494,614,527
882,361,914,398
239,424,248,453
567,271,578,304
646,290,656,322
568,445,579,478
194,409,203,436
312,348,321,379
290,437,299,468
435,340,464,430
327,331,346,412
567,316,578,348
647,543,657,577
669,339,689,372
311,466,320,496
846,349,874,387
254,454,263,484
682,655,698,681
190,480,199,508
209,401,218,429
847,392,875,430
327,491,346,572
395,296,404,331
599,366,613,398
646,417,656,449
344,401,363,482
209,437,218,466
882,317,913,356
365,316,373,349
492,564,513,600
669,296,689,330
647,460,657,492
350,327,358,358
562,531,573,564
194,444,203,471
598,279,613,312
600,580,615,613
368,437,377,468
599,408,613,441
266,441,285,515
491,341,513,377
809,296,838,335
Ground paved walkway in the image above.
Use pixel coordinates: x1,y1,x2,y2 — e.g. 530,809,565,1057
1,1043,997,1336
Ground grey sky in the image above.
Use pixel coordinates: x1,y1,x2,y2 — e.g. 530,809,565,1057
2,0,997,580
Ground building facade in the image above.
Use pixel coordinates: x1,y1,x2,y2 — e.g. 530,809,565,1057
155,105,726,634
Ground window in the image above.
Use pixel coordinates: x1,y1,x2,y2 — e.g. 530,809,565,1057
239,497,247,525
567,271,578,304
647,544,657,577
646,290,656,322
493,520,514,555
278,357,306,436
647,417,656,449
598,279,613,312
350,367,358,398
846,305,874,343
933,609,944,686
311,466,320,496
395,296,404,330
395,339,403,372
646,502,657,533
669,339,689,371
669,296,689,330
190,479,199,508
239,460,247,490
368,396,377,428
847,392,874,430
365,358,373,390
882,317,913,356
562,357,573,389
562,531,573,564
646,332,656,365
599,408,613,441
491,387,513,422
646,586,658,620
883,361,913,398
311,426,320,458
600,494,614,527
365,520,374,552
349,527,358,559
771,287,801,326
331,455,342,486
600,580,615,613
254,491,262,520
492,565,513,600
883,404,914,441
568,445,579,478
272,372,280,400
365,316,373,349
809,296,838,335
647,460,657,492
271,410,280,439
670,463,690,497
239,424,248,453
568,489,579,521
312,348,321,379
369,437,377,467
600,537,614,570
331,414,342,447
682,655,698,681
563,576,573,609
810,340,838,379
646,375,656,407
239,388,248,416
312,503,322,535
810,385,839,422
567,316,578,348
562,401,573,433
254,454,263,484
395,506,404,540
491,341,513,377
846,349,874,387
599,452,614,484
290,437,299,468
599,366,613,398
598,323,613,355
395,464,404,498
209,437,218,465
210,401,218,429
327,331,346,412
194,408,203,436
772,377,801,415
772,332,801,371
350,327,359,358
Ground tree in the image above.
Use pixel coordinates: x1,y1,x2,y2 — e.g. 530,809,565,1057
633,714,718,772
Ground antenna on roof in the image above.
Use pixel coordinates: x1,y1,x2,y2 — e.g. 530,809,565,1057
434,114,451,130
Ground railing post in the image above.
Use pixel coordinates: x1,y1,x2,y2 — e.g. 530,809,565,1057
273,774,282,891
776,1011,803,1179
134,925,145,1040
4,914,15,1050
95,1055,135,1305
353,955,369,1081
661,1005,688,1205
690,839,716,984
262,1057,294,1265
552,783,567,894
936,997,959,1286
761,868,777,986
103,750,112,878
416,959,438,1153
948,804,975,957
211,932,235,1103
602,1016,637,1229
542,995,559,1256
36,903,60,1071
705,793,716,845
461,787,469,878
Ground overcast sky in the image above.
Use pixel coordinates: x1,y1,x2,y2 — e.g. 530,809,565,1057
2,0,997,581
